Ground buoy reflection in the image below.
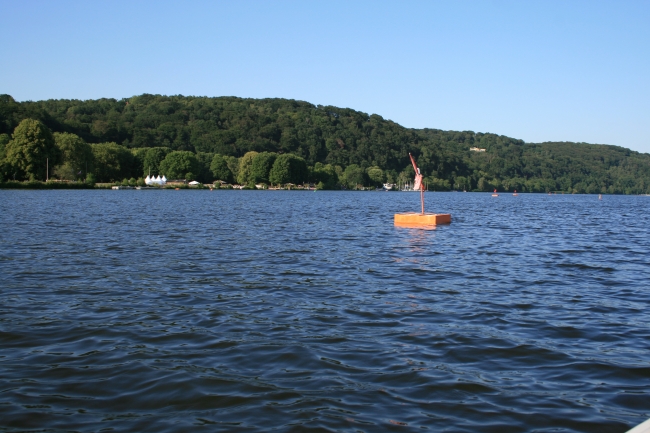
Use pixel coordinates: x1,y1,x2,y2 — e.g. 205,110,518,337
394,222,438,230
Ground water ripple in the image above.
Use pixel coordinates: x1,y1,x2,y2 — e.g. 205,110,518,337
1,191,649,432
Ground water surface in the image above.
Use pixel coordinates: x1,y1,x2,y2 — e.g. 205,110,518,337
1,190,649,432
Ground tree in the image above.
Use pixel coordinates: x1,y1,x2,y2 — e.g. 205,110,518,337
454,176,469,191
310,162,338,189
142,147,170,176
130,147,149,179
91,142,135,182
195,152,215,184
477,177,488,191
427,177,451,191
210,154,234,183
159,151,199,179
53,132,92,180
342,164,366,189
237,151,258,184
5,119,59,181
366,166,385,186
250,152,277,184
0,133,9,148
224,155,240,181
269,153,307,186
0,133,10,181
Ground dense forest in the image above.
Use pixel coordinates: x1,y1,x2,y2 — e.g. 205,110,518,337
1,93,649,193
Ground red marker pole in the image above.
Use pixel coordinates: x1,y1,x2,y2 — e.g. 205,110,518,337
421,186,424,215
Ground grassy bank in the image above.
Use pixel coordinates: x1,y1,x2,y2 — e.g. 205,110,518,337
0,181,96,189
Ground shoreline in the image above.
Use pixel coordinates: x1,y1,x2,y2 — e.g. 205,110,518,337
1,181,645,195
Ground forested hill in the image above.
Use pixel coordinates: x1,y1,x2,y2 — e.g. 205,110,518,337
1,93,649,194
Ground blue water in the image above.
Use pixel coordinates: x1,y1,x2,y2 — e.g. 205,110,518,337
1,190,649,432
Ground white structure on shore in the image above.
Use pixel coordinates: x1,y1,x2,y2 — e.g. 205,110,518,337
145,175,167,186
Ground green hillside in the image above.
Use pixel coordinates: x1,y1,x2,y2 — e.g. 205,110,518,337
1,93,648,193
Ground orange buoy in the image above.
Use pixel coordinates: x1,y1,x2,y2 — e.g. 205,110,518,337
394,213,451,227
394,153,451,227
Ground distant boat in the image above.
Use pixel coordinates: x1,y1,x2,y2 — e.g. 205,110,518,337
513,190,518,196
401,182,417,192
492,189,499,197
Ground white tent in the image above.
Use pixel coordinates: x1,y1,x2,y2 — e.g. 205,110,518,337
145,175,166,186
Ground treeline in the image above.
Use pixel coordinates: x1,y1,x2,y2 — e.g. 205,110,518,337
1,93,649,193
0,118,362,189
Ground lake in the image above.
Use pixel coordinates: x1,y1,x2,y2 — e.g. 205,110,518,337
1,190,649,432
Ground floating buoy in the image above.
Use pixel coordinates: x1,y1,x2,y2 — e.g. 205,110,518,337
394,213,451,227
394,153,451,227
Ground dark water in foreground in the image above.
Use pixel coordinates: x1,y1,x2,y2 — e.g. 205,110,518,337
1,190,649,432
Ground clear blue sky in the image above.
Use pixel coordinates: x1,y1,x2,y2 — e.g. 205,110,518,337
1,0,649,153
